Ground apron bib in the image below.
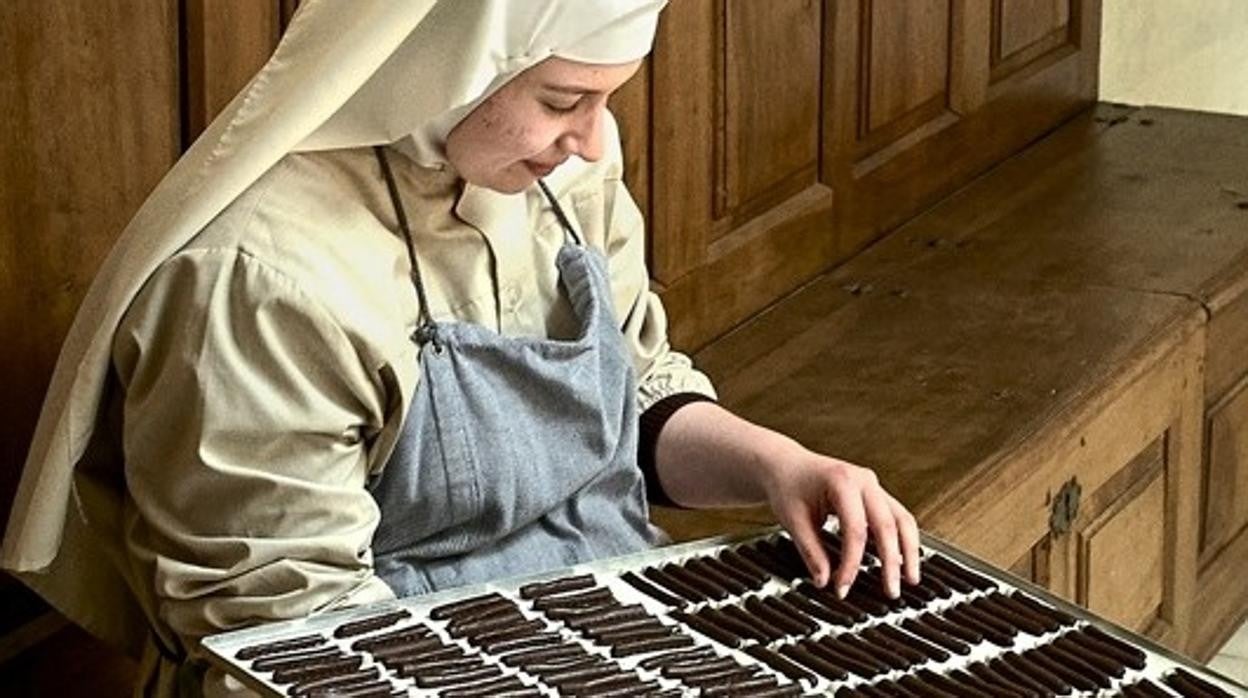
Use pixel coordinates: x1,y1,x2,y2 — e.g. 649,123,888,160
367,148,661,596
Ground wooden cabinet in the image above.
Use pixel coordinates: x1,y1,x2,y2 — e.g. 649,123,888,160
612,0,1100,350
993,328,1204,648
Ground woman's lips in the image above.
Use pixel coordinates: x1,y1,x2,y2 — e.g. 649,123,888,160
524,159,559,177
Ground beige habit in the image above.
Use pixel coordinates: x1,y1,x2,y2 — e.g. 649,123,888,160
2,1,714,695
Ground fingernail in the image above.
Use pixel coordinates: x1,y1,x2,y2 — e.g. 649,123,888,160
837,583,850,600
888,581,900,599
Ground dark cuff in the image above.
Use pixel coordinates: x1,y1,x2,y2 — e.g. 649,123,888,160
637,392,717,508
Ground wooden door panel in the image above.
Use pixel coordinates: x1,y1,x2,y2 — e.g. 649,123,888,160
1080,469,1167,633
650,0,835,349
864,0,952,137
1202,382,1248,562
721,0,823,227
826,0,1098,267
993,0,1075,82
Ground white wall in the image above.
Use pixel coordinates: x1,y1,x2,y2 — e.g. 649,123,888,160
1099,0,1248,116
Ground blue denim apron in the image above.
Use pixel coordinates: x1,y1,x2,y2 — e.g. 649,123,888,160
367,148,662,597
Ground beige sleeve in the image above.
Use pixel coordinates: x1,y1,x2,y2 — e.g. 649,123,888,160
112,248,396,673
599,178,717,412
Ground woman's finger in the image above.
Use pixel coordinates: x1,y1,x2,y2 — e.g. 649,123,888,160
862,482,901,599
891,495,922,585
782,502,832,588
830,476,869,599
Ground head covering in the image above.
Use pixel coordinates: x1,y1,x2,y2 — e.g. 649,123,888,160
2,0,666,651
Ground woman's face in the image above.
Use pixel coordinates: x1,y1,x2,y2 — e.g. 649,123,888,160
445,57,642,194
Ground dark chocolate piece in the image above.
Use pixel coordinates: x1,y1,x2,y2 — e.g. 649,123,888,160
271,655,363,685
466,618,546,645
530,585,616,611
254,649,348,674
860,626,928,666
252,646,342,672
917,612,983,646
744,596,815,637
897,673,960,698
700,675,780,695
719,548,773,585
672,609,742,648
350,624,434,653
901,616,972,655
837,633,910,672
721,602,787,642
498,644,586,666
611,633,694,657
558,603,649,629
925,553,996,591
792,582,869,624
986,592,1062,634
237,633,327,661
1024,646,1098,693
766,537,816,579
684,557,752,596
447,611,532,638
642,566,708,603
1037,641,1113,689
664,562,732,600
518,573,596,600
595,624,676,646
638,645,716,671
619,570,686,608
440,675,534,698
702,553,766,591
411,665,503,689
1008,591,1077,627
658,656,741,680
970,594,1049,636
941,604,1015,646
301,681,395,698
1164,667,1236,698
1051,633,1126,678
482,632,561,655
918,561,975,594
782,589,856,627
287,667,380,697
332,609,411,638
744,644,817,684
1076,624,1148,670
995,651,1069,695
429,592,511,621
738,542,803,581
1126,678,1184,698
779,642,850,681
810,636,881,678
875,623,949,663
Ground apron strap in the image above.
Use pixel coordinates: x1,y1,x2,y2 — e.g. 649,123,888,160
537,179,584,247
374,146,440,349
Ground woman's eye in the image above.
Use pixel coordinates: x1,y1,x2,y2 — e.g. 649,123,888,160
543,99,581,114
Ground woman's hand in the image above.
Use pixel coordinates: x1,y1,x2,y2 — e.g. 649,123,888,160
758,442,921,599
654,400,921,600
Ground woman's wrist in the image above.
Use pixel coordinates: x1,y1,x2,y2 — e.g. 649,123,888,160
746,426,809,499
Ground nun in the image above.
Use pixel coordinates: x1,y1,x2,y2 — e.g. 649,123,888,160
2,1,919,695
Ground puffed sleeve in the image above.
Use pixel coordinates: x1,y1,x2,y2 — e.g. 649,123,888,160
112,248,396,665
598,177,717,412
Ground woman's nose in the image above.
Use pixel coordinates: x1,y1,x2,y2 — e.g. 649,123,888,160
561,108,604,163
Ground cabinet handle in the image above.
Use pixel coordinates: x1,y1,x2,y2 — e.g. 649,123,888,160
1049,477,1082,536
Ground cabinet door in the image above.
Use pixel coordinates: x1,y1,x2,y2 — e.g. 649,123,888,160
642,0,836,350
828,0,1099,257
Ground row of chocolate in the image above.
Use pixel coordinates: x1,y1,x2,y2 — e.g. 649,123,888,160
214,531,1240,696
